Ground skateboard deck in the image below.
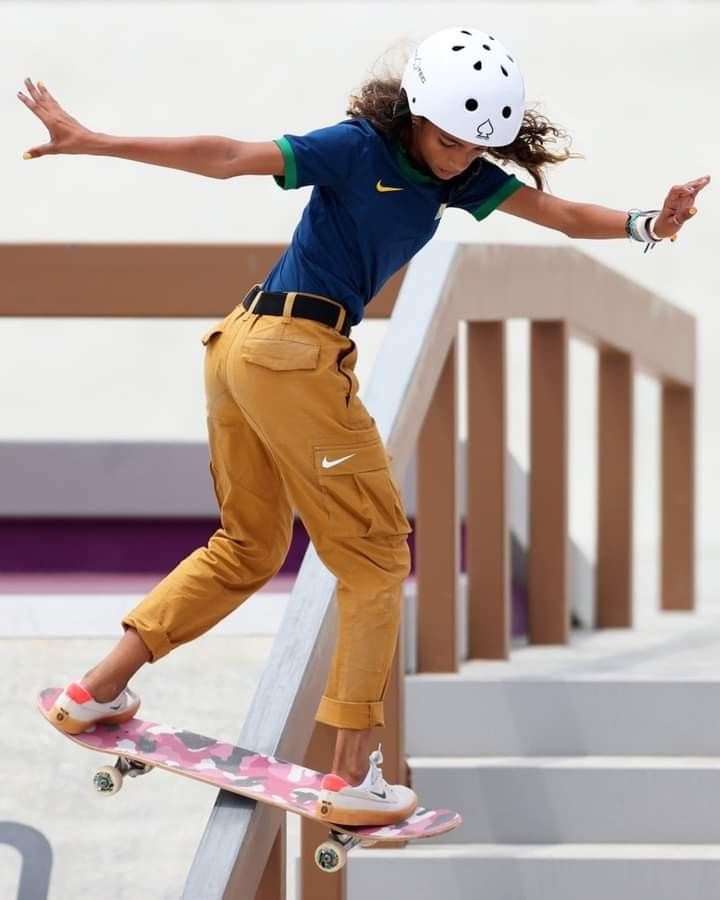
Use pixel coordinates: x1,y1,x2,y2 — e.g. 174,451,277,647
38,688,461,872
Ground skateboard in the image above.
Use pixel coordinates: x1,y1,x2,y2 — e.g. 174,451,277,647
38,687,461,872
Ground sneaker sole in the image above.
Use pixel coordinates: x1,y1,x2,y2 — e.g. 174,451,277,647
48,700,141,735
315,795,418,827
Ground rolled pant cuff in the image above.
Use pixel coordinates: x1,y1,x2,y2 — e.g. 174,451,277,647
122,614,173,662
315,696,385,730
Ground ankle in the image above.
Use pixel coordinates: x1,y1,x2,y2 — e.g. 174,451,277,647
331,727,373,787
80,671,126,704
333,766,368,787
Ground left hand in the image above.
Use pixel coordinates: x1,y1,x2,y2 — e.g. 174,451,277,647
653,175,711,239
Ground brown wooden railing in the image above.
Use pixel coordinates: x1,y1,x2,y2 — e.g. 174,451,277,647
1,242,696,899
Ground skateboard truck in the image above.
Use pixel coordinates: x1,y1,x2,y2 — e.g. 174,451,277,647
315,831,366,873
93,755,154,795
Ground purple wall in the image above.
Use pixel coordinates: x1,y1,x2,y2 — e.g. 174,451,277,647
0,518,528,637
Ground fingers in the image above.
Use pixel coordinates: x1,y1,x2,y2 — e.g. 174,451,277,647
17,89,35,109
23,76,42,102
679,206,697,224
17,77,55,109
17,77,40,111
669,206,697,226
18,78,53,159
678,175,710,203
23,144,52,160
36,80,58,105
664,175,710,225
669,184,693,204
669,175,709,200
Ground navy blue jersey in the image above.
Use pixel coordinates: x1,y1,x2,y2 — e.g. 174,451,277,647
263,117,523,325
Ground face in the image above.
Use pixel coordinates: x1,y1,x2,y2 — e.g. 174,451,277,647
410,118,486,180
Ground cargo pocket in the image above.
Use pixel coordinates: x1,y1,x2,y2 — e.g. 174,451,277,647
241,337,321,371
314,438,412,537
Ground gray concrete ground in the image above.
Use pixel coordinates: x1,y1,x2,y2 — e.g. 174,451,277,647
0,634,289,900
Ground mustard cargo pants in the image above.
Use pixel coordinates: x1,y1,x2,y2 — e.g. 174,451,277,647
123,294,412,730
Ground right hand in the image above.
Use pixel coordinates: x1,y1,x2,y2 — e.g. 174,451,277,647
17,77,94,158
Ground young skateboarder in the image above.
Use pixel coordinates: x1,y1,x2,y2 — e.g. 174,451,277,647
18,26,708,825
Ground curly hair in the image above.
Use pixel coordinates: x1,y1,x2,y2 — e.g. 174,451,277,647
346,75,580,190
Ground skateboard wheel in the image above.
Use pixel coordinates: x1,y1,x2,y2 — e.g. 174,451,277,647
314,839,347,873
93,765,123,795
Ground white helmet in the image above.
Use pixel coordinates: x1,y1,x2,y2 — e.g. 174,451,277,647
400,27,525,148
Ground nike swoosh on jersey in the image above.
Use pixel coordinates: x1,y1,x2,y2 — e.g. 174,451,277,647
321,453,356,469
375,180,404,193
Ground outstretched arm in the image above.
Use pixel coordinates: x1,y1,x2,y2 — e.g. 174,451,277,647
498,176,711,241
17,77,282,180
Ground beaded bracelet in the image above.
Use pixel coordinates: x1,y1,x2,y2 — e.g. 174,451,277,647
625,209,662,254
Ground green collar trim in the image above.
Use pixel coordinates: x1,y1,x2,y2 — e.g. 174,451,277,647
393,140,440,186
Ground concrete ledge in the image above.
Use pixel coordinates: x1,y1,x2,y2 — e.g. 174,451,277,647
406,678,720,756
348,845,720,900
409,756,720,843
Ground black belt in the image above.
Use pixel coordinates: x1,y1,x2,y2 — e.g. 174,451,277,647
242,285,352,337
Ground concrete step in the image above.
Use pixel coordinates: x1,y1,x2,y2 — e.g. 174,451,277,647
406,677,720,756
347,844,720,900
409,756,720,843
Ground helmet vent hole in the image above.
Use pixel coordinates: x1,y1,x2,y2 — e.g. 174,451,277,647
412,97,416,103
461,30,472,35
483,44,491,51
489,35,495,40
501,66,509,77
502,106,512,119
473,60,482,71
507,55,514,62
452,45,465,52
465,98,479,112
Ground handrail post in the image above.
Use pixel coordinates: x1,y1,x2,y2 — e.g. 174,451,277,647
467,321,510,658
661,382,695,610
416,336,460,671
529,321,569,643
597,348,634,627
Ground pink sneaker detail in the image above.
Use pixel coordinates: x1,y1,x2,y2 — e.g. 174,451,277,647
321,773,350,792
66,682,93,704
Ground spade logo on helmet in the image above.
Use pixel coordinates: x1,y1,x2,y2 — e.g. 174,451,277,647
476,119,494,140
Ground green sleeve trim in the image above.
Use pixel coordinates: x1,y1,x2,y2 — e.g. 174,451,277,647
272,137,298,190
471,175,524,221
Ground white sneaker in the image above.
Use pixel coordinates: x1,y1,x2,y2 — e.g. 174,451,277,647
49,682,141,735
316,746,418,827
